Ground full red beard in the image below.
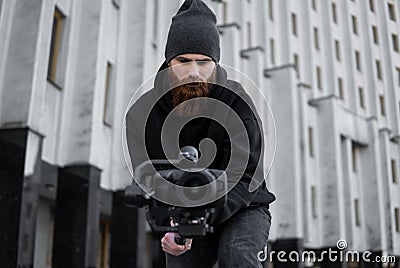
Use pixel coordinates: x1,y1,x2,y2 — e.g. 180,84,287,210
168,69,216,117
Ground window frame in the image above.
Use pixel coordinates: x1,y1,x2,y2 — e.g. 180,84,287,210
351,15,358,35
354,199,361,226
332,3,337,24
103,62,114,126
291,13,298,36
372,25,379,44
355,51,361,71
311,186,317,218
47,7,65,85
391,159,398,183
388,3,396,21
392,34,399,52
314,27,319,50
379,94,386,116
369,0,375,12
308,126,314,157
316,66,322,90
359,87,365,109
376,60,382,80
335,40,341,61
338,77,344,99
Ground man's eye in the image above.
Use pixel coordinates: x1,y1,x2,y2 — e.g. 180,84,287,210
197,61,210,66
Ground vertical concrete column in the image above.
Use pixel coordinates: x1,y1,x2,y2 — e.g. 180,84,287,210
0,0,53,130
267,66,304,265
0,0,54,267
267,66,303,239
52,165,101,268
0,128,43,268
109,190,139,268
66,0,102,163
317,98,345,245
219,23,241,72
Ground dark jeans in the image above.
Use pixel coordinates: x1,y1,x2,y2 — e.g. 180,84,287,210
165,204,272,268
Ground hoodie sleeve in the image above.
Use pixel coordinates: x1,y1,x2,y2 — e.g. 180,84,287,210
209,100,265,225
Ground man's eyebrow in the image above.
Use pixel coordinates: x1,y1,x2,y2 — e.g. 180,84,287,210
176,56,212,62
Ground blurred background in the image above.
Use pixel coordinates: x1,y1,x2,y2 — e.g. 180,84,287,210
0,0,399,267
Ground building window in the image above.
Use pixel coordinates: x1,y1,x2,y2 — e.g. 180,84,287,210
47,8,65,84
372,26,379,44
270,38,275,64
112,0,120,8
379,95,386,115
391,159,398,183
376,60,382,80
369,0,375,12
335,40,341,61
247,21,252,47
395,208,400,232
392,34,399,52
352,15,358,35
292,13,297,36
97,219,110,268
359,87,365,109
352,142,357,172
355,51,361,71
152,0,159,47
316,66,322,90
338,77,344,99
388,3,396,21
103,62,114,126
314,27,319,50
396,67,400,86
308,127,314,157
269,0,274,20
354,199,361,226
311,0,316,11
311,186,317,218
294,54,299,78
332,3,337,24
222,1,228,23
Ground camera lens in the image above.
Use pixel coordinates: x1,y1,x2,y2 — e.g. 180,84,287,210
178,172,212,202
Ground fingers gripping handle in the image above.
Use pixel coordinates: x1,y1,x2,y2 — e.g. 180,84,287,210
174,236,186,246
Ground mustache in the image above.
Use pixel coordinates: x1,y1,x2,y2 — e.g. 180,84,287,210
171,82,209,104
171,82,210,117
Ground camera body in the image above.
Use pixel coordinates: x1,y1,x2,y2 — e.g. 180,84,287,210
124,147,228,238
151,168,227,208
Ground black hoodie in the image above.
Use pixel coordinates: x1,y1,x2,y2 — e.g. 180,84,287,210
126,62,275,225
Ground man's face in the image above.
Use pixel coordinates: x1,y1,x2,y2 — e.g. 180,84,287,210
168,54,216,84
167,54,217,117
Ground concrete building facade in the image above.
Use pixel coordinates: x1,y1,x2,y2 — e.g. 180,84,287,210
0,0,399,267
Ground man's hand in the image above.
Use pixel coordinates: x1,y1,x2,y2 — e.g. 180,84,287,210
161,219,193,256
161,232,192,256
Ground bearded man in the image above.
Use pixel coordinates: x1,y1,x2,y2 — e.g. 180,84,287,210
125,0,275,267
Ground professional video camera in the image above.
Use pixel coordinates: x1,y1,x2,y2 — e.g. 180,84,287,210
124,146,227,245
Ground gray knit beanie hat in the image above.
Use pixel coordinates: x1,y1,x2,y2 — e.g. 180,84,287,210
165,0,220,63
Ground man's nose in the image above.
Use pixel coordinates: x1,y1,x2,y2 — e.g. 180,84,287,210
187,62,200,79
